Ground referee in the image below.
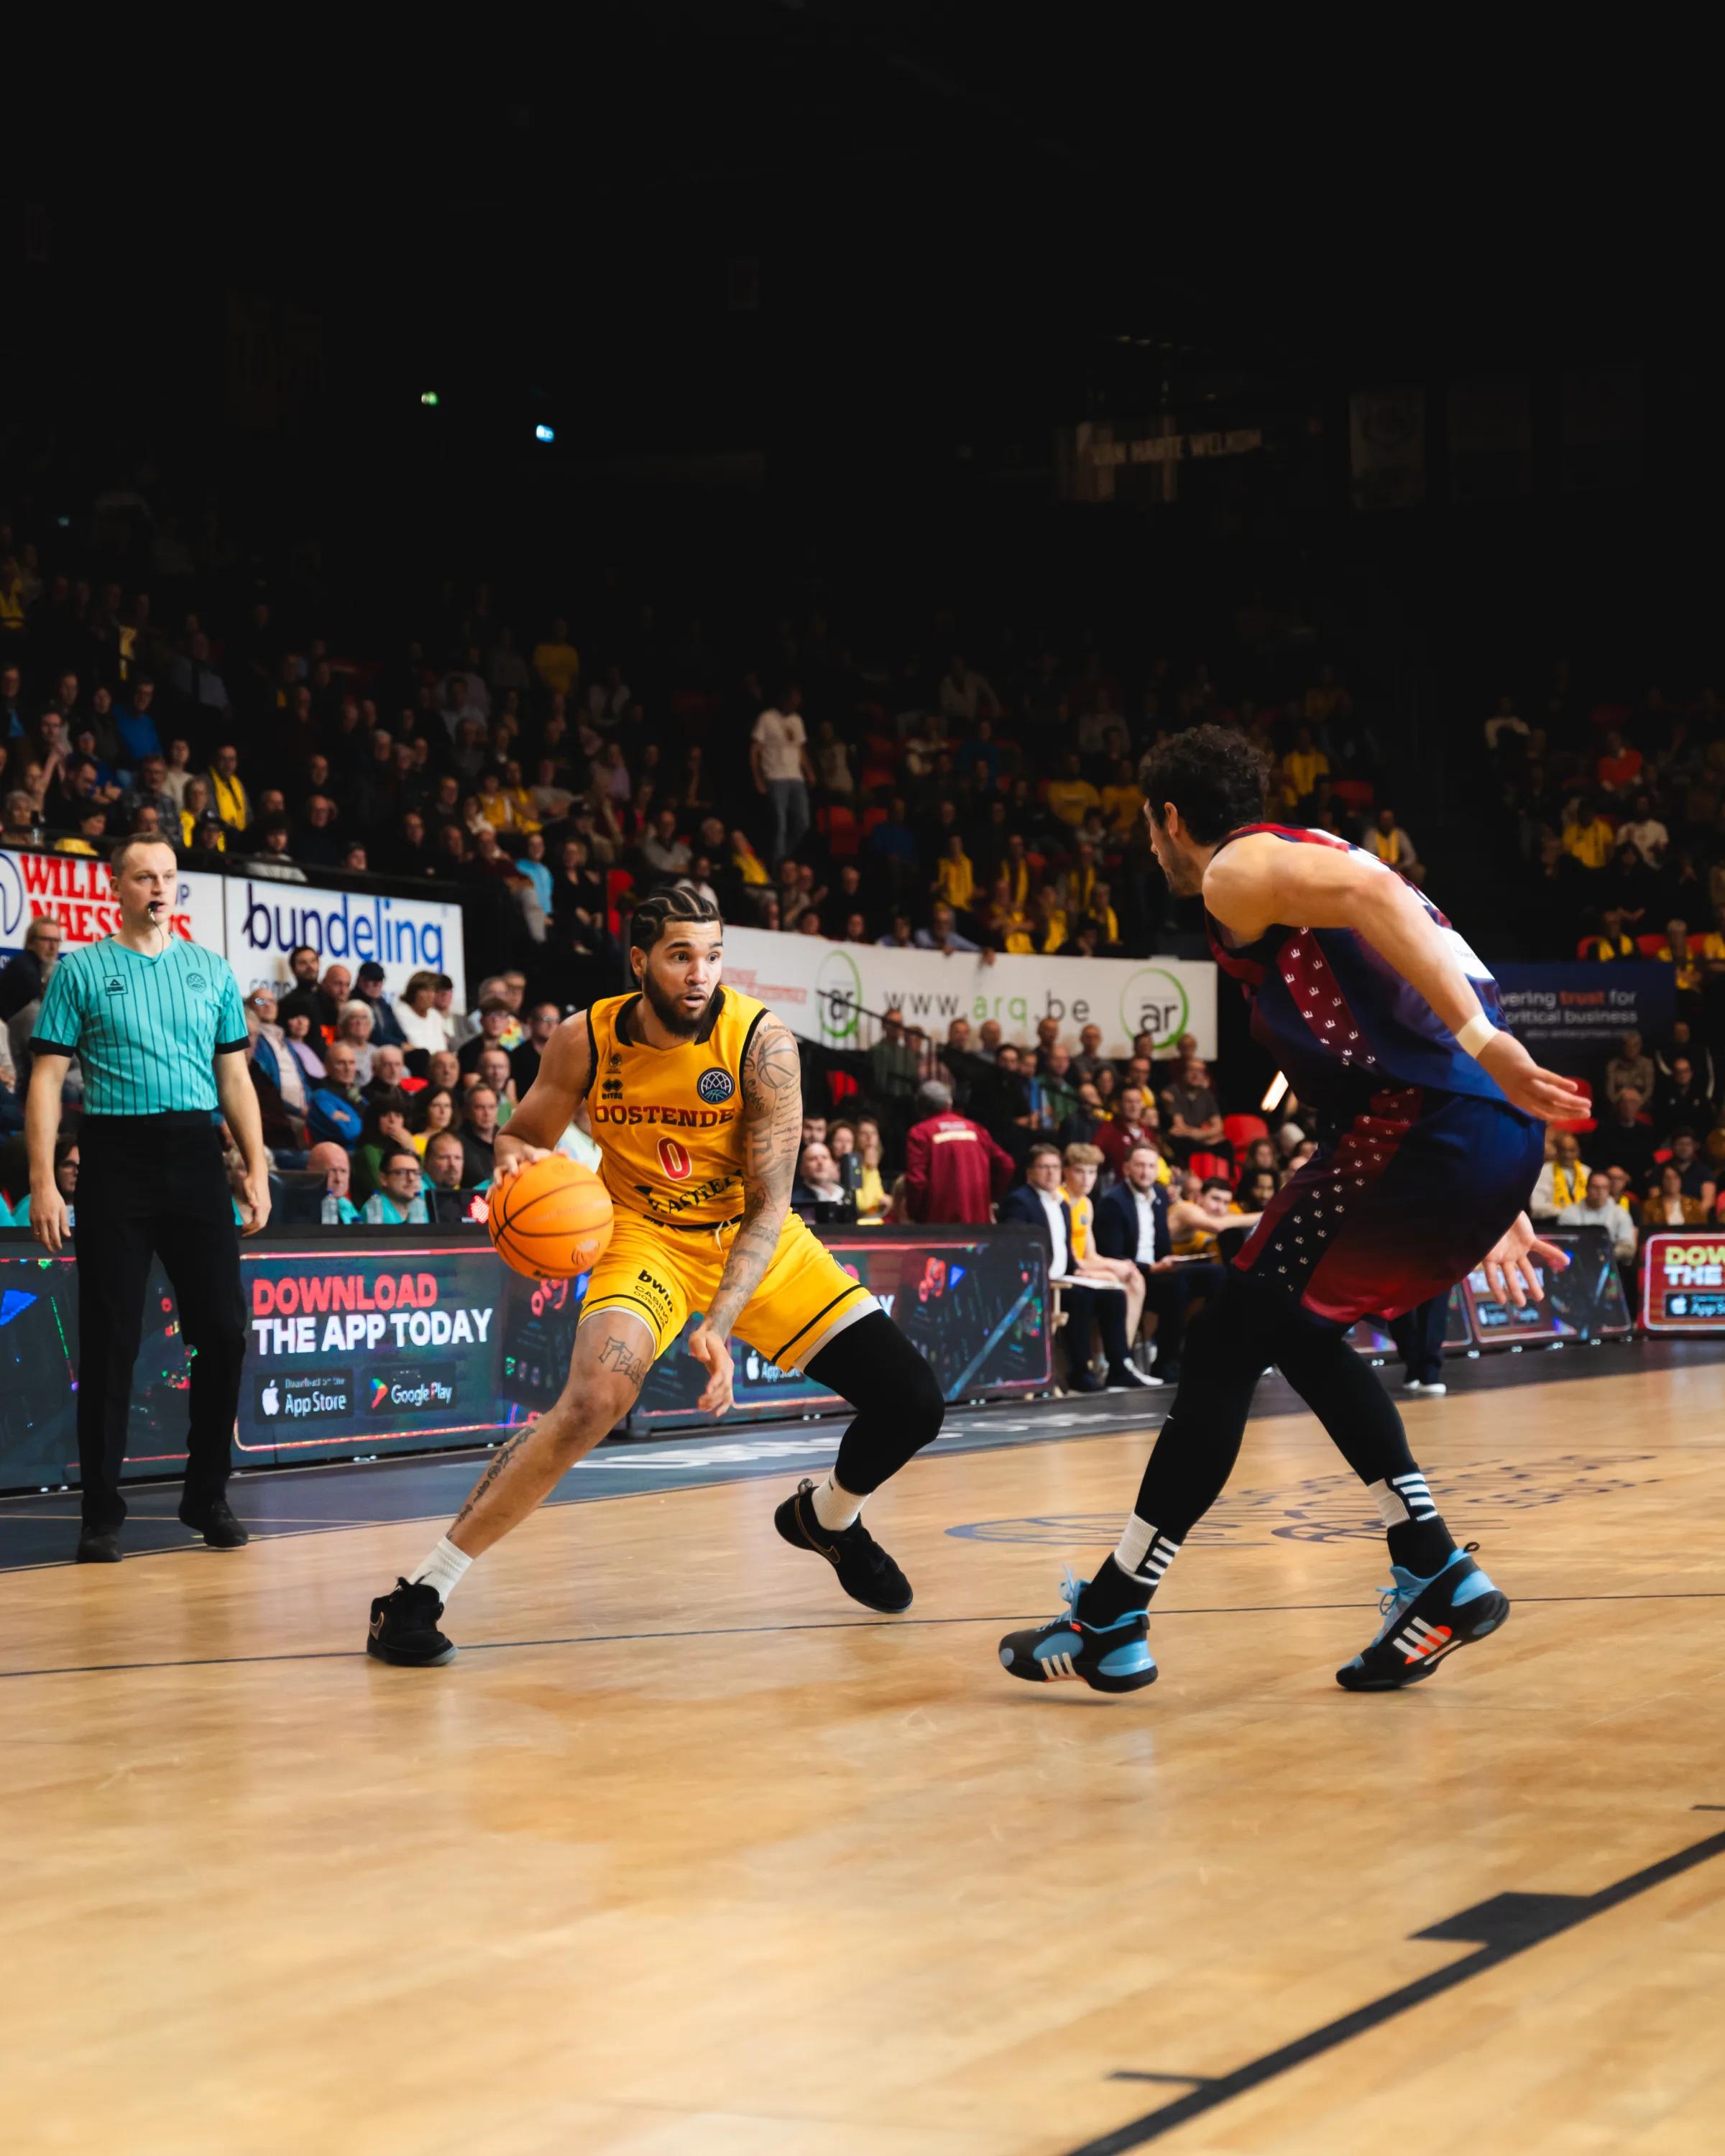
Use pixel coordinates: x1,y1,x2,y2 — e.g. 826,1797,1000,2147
26,837,270,1563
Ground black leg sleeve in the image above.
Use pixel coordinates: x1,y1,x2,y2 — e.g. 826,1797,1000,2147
1126,1287,1265,1542
1271,1309,1422,1490
804,1309,947,1496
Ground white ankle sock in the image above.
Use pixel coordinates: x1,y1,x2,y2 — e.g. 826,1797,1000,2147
809,1473,865,1531
409,1536,472,1606
1113,1514,1181,1592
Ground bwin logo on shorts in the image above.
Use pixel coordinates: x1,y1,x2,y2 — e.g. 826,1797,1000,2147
696,1068,735,1105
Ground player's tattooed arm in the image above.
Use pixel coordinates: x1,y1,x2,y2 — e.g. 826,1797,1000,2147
702,1017,801,1340
494,1010,593,1177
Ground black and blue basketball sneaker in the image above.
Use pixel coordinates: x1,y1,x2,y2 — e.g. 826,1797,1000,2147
1335,1545,1509,1691
998,1572,1158,1694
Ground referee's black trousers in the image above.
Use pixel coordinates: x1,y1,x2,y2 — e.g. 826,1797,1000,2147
73,1116,247,1529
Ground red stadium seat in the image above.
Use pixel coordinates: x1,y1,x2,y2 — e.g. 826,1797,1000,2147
1553,1075,1595,1136
1331,778,1375,809
827,1070,860,1107
1575,935,1599,959
1223,1113,1269,1161
1635,934,1665,958
818,805,860,857
605,868,636,941
860,806,888,837
1188,1149,1233,1182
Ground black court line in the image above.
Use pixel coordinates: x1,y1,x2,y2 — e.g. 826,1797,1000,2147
1067,1814,1725,2155
4,1330,1713,1578
4,1587,1723,1685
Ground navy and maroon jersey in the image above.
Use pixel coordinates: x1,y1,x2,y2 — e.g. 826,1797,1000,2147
1204,824,1509,1115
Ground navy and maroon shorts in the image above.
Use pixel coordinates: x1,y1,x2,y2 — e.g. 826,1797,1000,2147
1234,1086,1545,1327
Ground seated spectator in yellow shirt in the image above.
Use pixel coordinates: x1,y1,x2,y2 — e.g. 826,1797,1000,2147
1588,906,1637,960
1282,726,1330,806
1030,887,1068,954
1099,757,1146,835
1045,752,1100,828
933,837,976,913
1657,917,1702,994
1703,903,1725,971
1561,800,1617,870
1085,880,1121,948
978,878,1036,954
497,760,543,832
532,617,581,698
1363,806,1424,883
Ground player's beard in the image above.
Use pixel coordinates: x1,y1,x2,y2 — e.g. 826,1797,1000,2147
640,967,719,1040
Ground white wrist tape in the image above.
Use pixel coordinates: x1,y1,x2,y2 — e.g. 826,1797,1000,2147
1456,1013,1498,1059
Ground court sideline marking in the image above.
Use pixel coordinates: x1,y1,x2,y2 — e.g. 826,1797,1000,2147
1067,1810,1725,2154
1,1588,1721,1684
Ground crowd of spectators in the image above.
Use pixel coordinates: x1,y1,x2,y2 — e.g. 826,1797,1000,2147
7,496,1717,1369
1483,669,1725,1276
1,507,1399,1010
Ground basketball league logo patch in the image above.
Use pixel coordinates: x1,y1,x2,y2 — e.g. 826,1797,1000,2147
696,1068,735,1105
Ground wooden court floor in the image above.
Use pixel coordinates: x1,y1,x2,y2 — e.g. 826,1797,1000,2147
3,1360,1724,2156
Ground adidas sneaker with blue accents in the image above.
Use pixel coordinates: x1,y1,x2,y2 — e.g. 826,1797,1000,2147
1335,1544,1508,1691
998,1572,1157,1695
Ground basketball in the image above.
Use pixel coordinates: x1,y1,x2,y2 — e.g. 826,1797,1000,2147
487,1155,614,1280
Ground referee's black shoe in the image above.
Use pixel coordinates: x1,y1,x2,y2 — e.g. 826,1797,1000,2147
774,1478,913,1613
178,1496,250,1549
367,1580,458,1666
75,1528,124,1563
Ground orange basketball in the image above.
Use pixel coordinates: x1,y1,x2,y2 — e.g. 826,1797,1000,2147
488,1156,614,1280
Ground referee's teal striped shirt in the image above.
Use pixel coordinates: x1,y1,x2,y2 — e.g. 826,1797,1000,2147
31,939,249,1116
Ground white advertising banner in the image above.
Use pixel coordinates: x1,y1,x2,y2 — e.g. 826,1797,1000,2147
722,926,1215,1059
0,846,226,958
224,876,468,1005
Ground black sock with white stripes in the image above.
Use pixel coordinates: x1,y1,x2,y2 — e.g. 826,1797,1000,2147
1374,1469,1458,1577
1077,1519,1182,1624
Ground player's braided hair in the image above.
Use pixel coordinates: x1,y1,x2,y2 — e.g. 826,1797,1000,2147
1140,723,1269,844
628,883,722,953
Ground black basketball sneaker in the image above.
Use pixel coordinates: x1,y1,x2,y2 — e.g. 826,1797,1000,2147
998,1571,1157,1693
774,1479,913,1613
367,1579,458,1666
1335,1545,1509,1690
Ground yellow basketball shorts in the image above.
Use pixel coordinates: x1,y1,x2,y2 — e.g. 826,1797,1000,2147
579,1208,879,1371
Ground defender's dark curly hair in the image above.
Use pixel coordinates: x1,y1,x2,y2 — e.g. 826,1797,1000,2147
629,883,722,952
1139,724,1269,844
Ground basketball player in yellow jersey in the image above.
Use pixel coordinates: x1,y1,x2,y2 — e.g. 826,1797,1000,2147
367,887,948,1665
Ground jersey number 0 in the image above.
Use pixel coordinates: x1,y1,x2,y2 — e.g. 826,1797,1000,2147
657,1136,693,1180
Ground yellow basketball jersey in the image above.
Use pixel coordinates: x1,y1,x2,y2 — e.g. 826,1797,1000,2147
585,986,770,1227
1066,1190,1093,1263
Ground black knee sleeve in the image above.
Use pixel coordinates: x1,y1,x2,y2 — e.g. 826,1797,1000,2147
806,1310,946,1494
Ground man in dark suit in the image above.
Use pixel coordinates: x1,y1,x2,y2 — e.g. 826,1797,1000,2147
1092,1139,1227,1384
998,1141,1151,1392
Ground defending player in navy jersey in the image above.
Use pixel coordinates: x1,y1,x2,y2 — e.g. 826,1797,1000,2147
1000,727,1588,1697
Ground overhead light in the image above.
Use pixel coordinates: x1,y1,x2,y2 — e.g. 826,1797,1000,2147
419,390,440,407
534,423,556,444
1261,1071,1289,1113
